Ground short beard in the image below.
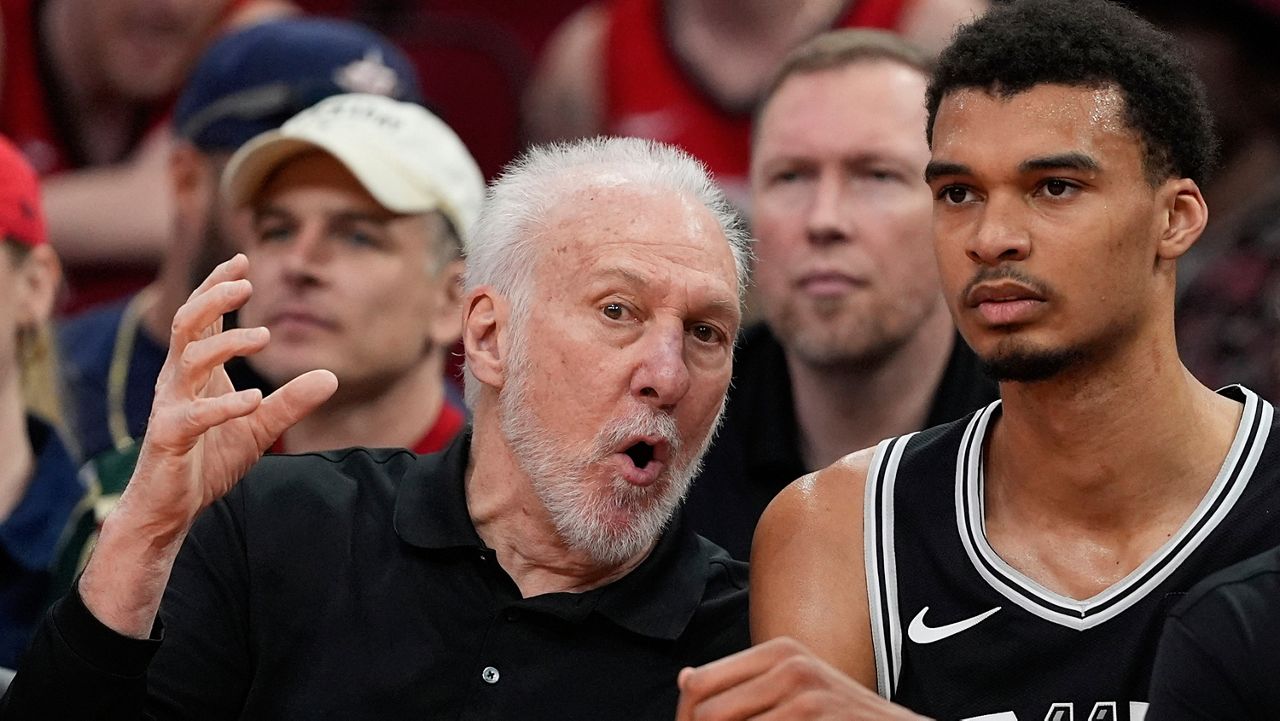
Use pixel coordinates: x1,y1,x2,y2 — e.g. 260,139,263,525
188,205,235,292
497,335,722,567
980,343,1085,383
763,290,939,372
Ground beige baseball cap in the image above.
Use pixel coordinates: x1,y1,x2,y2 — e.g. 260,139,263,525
222,93,484,244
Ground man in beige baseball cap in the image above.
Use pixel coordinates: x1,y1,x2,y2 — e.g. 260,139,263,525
224,92,483,454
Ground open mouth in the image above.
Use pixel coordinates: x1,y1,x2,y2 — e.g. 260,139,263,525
613,437,670,487
624,441,656,469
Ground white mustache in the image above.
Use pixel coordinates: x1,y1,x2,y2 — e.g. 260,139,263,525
595,412,681,459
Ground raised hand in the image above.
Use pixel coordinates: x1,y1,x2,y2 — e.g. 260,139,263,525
124,253,337,527
79,254,337,638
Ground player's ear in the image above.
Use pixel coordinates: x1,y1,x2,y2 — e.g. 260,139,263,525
1155,177,1208,261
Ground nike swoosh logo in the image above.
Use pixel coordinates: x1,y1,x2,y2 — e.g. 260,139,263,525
907,606,1001,644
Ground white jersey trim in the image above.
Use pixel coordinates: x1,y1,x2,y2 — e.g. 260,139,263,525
865,433,916,699
955,385,1271,630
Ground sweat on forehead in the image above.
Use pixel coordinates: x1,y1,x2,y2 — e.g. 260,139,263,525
924,0,1218,186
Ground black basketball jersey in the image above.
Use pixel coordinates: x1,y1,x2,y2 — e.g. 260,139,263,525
864,385,1280,721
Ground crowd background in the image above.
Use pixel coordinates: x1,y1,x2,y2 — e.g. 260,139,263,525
2,0,1280,697
10,0,1279,382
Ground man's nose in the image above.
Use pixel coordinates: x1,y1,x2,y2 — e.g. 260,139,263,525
805,173,848,246
630,322,691,412
280,225,330,282
966,193,1031,265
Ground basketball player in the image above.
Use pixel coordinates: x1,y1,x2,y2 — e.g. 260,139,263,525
674,1,1280,719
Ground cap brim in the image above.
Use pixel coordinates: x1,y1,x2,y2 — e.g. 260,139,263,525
222,132,316,208
221,129,444,216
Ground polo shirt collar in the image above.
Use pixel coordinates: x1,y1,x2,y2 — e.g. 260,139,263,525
393,429,484,550
589,513,711,641
393,428,714,641
0,416,87,571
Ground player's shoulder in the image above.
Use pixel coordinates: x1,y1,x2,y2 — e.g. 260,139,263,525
756,446,877,547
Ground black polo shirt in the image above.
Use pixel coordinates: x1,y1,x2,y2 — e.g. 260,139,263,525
2,432,749,720
684,323,998,560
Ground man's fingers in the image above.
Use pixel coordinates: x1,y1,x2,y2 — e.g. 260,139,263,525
681,639,803,696
168,389,263,442
168,279,253,357
676,639,810,721
680,661,802,721
250,369,339,448
186,253,249,303
178,327,270,394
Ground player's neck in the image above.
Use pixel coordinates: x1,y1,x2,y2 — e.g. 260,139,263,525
465,414,651,597
788,300,956,470
989,335,1242,531
280,358,446,453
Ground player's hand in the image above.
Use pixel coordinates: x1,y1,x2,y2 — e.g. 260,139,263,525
118,253,337,533
675,637,930,721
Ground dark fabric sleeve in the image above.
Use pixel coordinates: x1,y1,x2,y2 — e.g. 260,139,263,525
0,585,160,719
142,489,255,720
0,486,255,721
1146,613,1254,720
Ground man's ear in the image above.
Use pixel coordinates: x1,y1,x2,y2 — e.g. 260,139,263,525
1155,178,1208,261
462,287,510,392
428,258,465,347
15,243,61,328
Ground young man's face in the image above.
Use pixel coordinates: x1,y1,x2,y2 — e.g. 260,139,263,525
750,61,942,368
925,84,1171,382
239,151,460,399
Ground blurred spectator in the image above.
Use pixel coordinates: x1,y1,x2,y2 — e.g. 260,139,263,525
293,0,591,177
226,93,479,454
53,18,429,584
683,30,995,560
60,17,425,463
1120,0,1280,400
0,135,87,669
1148,542,1280,719
525,0,986,209
0,0,297,310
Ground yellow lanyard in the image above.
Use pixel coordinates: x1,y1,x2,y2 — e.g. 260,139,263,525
105,289,156,451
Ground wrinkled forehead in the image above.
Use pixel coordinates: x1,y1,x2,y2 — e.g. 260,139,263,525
544,184,730,255
532,184,739,291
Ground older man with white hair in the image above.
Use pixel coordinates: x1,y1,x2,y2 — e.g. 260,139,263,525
0,129,752,718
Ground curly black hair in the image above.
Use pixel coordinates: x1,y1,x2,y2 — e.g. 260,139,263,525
925,0,1218,186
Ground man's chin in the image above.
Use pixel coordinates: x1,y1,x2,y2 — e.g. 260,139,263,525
979,344,1086,383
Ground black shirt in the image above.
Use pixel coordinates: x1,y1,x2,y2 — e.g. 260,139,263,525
1148,543,1280,720
1,432,749,720
684,323,997,560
